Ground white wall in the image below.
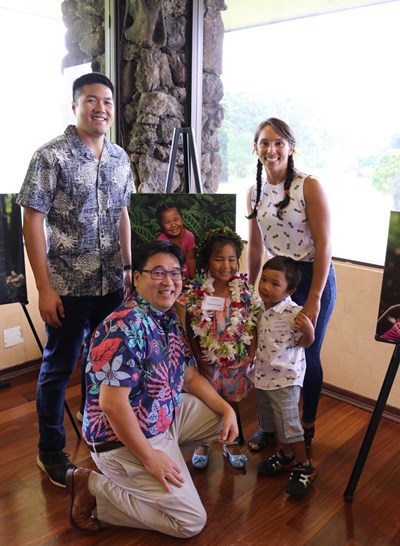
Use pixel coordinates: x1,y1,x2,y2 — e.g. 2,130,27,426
0,250,44,370
322,260,398,406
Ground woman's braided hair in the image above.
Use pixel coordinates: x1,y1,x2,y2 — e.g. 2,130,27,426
247,118,296,220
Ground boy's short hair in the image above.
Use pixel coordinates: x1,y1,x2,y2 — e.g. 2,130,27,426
132,240,185,272
72,72,114,102
262,256,302,291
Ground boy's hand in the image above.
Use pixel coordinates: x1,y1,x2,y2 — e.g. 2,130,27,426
293,312,313,333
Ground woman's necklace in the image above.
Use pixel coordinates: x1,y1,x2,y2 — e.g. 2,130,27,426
186,272,260,367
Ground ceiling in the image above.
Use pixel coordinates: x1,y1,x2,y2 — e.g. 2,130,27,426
0,0,60,18
0,1,396,32
0,1,396,28
222,0,396,31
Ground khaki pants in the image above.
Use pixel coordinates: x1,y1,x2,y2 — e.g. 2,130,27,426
90,393,221,538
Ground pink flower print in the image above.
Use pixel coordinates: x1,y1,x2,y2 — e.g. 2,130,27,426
156,406,170,433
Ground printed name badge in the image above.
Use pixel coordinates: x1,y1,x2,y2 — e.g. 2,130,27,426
202,295,225,311
269,317,291,334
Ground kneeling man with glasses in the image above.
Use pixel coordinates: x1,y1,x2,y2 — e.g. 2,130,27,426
66,240,238,538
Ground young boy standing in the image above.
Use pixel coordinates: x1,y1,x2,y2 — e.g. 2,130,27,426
250,256,317,496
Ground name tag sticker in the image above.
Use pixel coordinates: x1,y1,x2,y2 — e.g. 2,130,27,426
269,318,291,335
202,295,225,311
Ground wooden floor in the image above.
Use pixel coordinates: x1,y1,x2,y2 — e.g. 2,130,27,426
1,367,400,546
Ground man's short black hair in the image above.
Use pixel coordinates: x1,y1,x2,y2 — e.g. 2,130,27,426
72,72,114,102
133,240,185,272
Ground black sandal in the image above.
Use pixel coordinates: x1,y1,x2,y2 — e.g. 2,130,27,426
248,429,274,452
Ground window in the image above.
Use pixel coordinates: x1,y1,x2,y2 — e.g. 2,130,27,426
219,1,400,265
0,2,67,194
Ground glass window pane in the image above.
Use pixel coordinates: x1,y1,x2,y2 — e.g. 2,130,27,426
0,3,67,193
219,2,400,265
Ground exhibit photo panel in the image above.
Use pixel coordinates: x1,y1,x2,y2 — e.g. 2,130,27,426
0,194,27,306
130,193,237,279
376,210,400,344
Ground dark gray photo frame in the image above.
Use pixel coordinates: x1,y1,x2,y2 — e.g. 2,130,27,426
130,193,237,258
376,210,400,344
0,194,27,305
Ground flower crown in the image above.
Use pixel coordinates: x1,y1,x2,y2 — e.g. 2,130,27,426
197,226,244,256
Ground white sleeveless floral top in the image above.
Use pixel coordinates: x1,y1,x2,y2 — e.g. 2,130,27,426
250,170,315,261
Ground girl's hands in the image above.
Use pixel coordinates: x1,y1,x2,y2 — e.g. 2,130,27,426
229,355,254,370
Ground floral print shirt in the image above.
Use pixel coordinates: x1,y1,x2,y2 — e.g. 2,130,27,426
83,293,196,443
16,125,134,296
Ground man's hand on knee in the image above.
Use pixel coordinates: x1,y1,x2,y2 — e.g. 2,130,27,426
143,449,185,492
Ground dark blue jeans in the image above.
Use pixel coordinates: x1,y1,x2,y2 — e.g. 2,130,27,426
37,289,123,453
291,262,336,425
79,323,92,414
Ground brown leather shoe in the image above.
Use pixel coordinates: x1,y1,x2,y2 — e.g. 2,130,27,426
66,468,100,535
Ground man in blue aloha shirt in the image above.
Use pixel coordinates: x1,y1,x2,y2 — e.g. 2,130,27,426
66,240,238,538
17,72,134,488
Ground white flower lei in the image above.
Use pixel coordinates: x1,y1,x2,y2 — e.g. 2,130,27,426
186,273,260,366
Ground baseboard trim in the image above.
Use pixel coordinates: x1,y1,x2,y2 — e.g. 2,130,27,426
0,360,41,380
1,365,400,424
322,382,400,423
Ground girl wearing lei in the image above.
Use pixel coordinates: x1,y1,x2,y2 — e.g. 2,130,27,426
185,226,259,469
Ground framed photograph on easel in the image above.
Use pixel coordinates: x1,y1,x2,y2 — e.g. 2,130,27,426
130,193,236,279
0,194,27,306
375,210,400,344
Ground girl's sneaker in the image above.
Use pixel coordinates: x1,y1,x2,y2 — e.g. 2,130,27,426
285,461,317,496
257,449,296,477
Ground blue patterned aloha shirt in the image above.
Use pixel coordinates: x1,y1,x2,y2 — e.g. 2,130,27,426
83,293,196,443
16,125,134,296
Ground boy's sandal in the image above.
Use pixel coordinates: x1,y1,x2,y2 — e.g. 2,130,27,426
248,429,274,452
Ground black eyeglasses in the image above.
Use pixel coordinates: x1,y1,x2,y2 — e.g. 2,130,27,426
141,268,185,281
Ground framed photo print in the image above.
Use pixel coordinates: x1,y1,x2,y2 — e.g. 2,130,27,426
376,210,400,344
0,194,27,305
130,193,237,279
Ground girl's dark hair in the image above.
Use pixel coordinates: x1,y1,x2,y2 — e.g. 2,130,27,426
155,203,182,227
196,226,243,271
248,118,296,221
132,240,185,271
262,256,302,291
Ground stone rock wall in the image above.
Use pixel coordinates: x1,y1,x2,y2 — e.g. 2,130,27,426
61,0,226,193
62,0,106,73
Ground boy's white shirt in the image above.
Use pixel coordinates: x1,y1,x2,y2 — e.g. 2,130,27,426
248,295,306,391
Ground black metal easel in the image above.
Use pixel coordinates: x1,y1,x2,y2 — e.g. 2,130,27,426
344,343,400,501
165,127,203,194
21,302,81,440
